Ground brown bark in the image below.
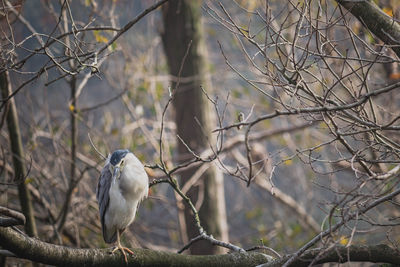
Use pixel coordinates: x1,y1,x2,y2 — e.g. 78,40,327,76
161,0,228,255
1,226,400,266
0,71,37,238
0,226,268,267
337,0,400,57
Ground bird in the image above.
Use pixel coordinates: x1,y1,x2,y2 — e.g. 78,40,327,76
96,149,149,263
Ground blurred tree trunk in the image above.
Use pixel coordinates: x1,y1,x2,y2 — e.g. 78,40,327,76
0,71,37,238
161,0,229,255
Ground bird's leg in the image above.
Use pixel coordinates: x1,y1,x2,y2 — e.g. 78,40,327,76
111,229,134,263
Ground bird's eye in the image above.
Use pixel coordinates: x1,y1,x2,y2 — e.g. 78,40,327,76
121,159,125,165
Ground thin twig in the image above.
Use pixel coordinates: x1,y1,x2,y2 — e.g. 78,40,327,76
87,133,107,160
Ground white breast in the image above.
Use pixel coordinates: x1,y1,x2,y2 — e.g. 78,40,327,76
105,153,149,231
119,153,149,202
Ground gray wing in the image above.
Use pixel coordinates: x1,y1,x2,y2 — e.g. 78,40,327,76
96,162,117,243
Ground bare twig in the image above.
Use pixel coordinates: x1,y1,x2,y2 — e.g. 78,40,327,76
87,133,107,160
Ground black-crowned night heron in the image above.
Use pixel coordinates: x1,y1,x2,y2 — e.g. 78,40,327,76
96,149,148,262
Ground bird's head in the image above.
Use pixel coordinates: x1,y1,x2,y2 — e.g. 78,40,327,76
109,149,130,180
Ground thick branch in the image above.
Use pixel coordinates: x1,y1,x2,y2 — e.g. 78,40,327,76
282,185,400,266
337,0,400,57
0,227,269,267
2,227,399,266
261,244,400,267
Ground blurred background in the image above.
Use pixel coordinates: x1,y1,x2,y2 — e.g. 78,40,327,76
1,0,400,265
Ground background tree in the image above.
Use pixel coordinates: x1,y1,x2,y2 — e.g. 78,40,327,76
161,0,228,255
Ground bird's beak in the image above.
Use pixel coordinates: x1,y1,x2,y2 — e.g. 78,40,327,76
113,166,121,180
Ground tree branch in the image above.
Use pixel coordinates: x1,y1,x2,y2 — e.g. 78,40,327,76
1,226,399,266
337,0,400,57
0,227,269,267
0,71,37,237
260,244,400,267
282,185,400,266
0,206,25,227
97,0,169,56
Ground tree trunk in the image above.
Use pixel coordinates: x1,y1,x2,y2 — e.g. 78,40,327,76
0,71,37,238
161,0,229,255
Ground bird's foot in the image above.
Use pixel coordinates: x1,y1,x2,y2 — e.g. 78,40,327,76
111,245,134,263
